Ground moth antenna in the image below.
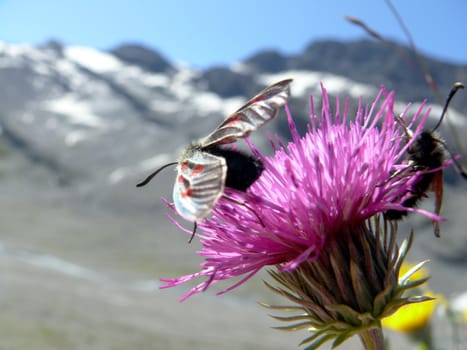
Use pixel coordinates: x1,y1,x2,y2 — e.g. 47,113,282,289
188,221,197,243
223,195,265,227
430,82,467,179
136,162,178,187
432,82,464,132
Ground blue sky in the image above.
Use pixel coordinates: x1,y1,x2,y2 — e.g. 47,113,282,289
1,0,466,68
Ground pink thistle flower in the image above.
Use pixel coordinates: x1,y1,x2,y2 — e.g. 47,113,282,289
161,84,438,301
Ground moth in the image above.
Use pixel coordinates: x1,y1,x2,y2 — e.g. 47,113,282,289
385,82,466,236
137,79,292,238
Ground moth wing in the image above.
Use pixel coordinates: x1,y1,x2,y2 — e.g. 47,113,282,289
173,150,227,221
201,78,292,146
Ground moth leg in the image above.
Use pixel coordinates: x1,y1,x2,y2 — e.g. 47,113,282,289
222,195,265,227
188,221,197,243
431,171,444,238
394,115,414,139
376,161,414,187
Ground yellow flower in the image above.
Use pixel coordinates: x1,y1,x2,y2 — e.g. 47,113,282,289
382,262,440,333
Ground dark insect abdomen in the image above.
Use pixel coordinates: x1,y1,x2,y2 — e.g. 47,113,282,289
385,131,445,220
204,145,264,191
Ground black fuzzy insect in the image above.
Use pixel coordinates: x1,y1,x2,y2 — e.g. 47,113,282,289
384,82,466,236
384,131,447,220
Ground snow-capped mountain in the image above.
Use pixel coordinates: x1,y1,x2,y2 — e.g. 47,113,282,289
1,39,465,194
0,41,245,187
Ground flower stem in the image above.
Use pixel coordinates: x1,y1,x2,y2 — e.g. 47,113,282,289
359,327,385,350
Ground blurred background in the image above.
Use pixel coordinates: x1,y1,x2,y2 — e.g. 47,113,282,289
1,0,466,349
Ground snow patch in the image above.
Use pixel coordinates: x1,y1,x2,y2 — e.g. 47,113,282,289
169,67,200,100
260,70,376,98
190,92,244,117
43,94,107,128
54,58,88,87
0,41,44,68
65,46,123,73
323,75,375,97
117,65,170,88
150,99,184,114
230,62,253,74
0,41,33,57
140,73,170,88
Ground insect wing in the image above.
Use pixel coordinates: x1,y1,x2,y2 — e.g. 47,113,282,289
173,150,227,221
200,78,292,147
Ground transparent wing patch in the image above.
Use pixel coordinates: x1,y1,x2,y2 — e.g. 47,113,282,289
201,78,292,146
173,150,227,221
